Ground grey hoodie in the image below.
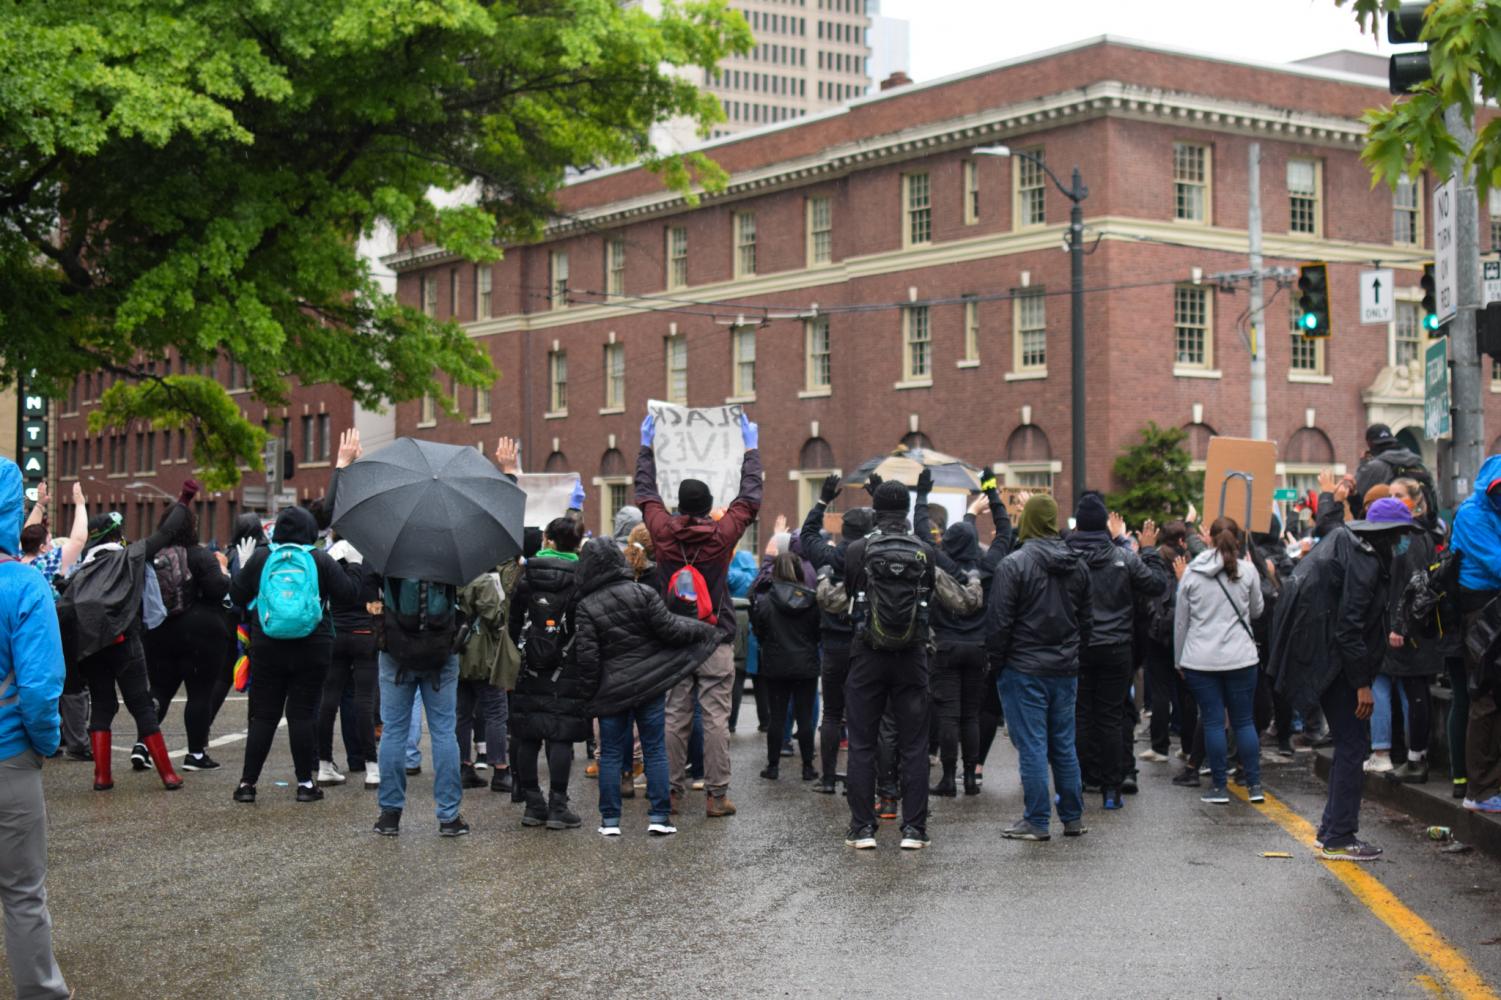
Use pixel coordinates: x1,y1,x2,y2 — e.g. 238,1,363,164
612,505,643,549
1173,549,1263,671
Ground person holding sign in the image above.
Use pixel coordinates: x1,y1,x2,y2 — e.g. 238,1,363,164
636,409,762,819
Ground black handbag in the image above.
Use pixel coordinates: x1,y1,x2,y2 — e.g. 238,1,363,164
1464,594,1501,694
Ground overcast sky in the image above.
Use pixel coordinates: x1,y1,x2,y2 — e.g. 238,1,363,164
880,0,1392,82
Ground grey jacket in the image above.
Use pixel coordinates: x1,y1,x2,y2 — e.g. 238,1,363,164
1173,550,1264,671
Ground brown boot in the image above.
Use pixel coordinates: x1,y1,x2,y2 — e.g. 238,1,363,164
142,732,183,790
706,794,737,818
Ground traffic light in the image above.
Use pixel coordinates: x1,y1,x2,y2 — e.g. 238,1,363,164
1480,302,1501,360
1421,262,1439,332
1387,3,1432,94
283,449,297,482
1296,263,1330,338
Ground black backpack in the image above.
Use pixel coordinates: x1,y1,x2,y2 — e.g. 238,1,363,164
382,578,460,673
152,546,194,618
57,548,140,661
857,530,930,651
522,570,577,675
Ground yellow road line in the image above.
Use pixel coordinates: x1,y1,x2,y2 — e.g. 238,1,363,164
1230,784,1498,1000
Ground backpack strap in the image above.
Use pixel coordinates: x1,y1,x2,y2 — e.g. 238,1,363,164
1213,573,1256,642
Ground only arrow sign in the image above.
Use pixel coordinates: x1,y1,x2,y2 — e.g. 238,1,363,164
1371,277,1382,303
1361,268,1394,325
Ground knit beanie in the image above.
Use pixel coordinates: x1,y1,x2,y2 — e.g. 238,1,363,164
841,507,875,540
1017,496,1060,542
678,479,713,517
1073,492,1108,533
871,480,911,514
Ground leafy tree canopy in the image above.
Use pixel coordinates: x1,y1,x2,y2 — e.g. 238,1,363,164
0,0,750,486
1105,421,1202,527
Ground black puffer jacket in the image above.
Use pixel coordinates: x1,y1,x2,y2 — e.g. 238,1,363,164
799,501,875,649
985,536,1093,677
508,554,590,742
1066,530,1167,649
930,520,987,646
574,541,720,717
750,580,821,680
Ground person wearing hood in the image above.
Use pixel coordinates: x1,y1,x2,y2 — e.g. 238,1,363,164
1354,424,1430,519
839,477,938,851
1066,493,1167,810
1269,498,1417,861
1174,517,1265,805
59,478,201,794
611,505,643,552
0,458,70,1000
1140,520,1196,767
1450,456,1501,813
314,531,383,790
750,552,822,781
636,412,762,819
986,495,1093,842
574,538,719,836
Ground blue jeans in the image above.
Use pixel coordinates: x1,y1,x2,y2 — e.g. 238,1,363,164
405,690,424,768
378,654,461,822
598,693,671,825
1183,666,1261,789
998,670,1083,831
1370,675,1412,752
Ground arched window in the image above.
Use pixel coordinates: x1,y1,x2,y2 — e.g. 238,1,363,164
792,437,839,518
1182,422,1217,463
1281,426,1335,501
544,451,570,473
900,431,934,452
1002,425,1056,490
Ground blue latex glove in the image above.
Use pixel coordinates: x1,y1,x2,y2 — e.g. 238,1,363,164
740,411,759,450
640,413,656,448
569,478,586,511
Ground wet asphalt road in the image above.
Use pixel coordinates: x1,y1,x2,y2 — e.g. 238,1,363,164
12,699,1501,999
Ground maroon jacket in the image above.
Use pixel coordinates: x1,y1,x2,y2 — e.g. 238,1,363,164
635,446,763,643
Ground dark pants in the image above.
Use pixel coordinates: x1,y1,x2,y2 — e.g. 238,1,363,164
976,666,1004,765
1317,675,1369,849
931,642,986,769
1145,640,1194,756
1464,607,1501,800
82,634,159,737
876,703,901,799
818,644,851,782
1076,642,1134,790
1448,656,1469,781
317,631,378,768
764,677,817,767
456,680,508,767
147,612,234,754
240,634,332,786
844,640,929,832
514,738,572,798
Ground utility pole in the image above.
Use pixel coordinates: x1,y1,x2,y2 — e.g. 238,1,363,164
1247,142,1267,441
1445,104,1484,500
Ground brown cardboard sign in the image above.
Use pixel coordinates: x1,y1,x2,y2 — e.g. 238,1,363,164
1203,437,1278,533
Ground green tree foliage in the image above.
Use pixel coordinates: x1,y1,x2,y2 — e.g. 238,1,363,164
0,0,751,486
1106,422,1202,527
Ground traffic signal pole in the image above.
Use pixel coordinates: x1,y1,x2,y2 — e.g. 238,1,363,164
1247,142,1268,441
1445,104,1485,500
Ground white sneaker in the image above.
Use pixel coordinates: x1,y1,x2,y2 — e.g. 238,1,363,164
598,825,622,837
316,761,346,786
364,769,380,789
1363,754,1394,774
1137,749,1170,763
474,743,488,770
647,822,677,836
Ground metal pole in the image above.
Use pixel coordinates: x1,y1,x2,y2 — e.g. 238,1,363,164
1070,169,1086,504
1445,104,1484,500
1247,143,1268,441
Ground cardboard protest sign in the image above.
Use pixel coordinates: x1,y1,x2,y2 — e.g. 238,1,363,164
1202,437,1278,533
647,400,748,512
518,473,579,528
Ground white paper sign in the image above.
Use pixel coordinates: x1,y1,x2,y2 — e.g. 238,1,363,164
1434,175,1458,323
517,472,579,528
1360,269,1394,325
647,399,748,513
1484,260,1501,306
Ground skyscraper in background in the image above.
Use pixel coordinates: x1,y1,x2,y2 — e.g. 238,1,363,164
866,0,911,92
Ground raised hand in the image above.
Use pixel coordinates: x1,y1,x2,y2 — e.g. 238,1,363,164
569,478,586,511
915,468,933,495
739,411,759,450
493,437,520,476
864,472,883,497
1317,468,1336,495
1108,511,1126,539
773,513,788,535
640,413,656,449
819,473,842,504
1173,555,1188,580
71,482,86,506
336,428,363,469
1139,518,1158,550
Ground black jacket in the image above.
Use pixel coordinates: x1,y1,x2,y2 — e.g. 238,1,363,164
1354,445,1426,517
1066,530,1167,649
574,541,720,717
228,506,360,642
750,580,821,680
842,512,939,644
507,555,590,742
916,515,987,646
985,536,1093,677
799,501,858,648
1315,490,1352,539
327,545,382,635
1382,526,1449,677
1269,526,1389,711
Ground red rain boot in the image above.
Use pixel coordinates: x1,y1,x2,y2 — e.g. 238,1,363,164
142,732,183,790
91,731,113,791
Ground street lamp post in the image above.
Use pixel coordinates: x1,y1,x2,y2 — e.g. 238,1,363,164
973,146,1089,504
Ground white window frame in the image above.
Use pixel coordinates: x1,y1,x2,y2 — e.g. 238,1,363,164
1392,298,1427,368
788,467,842,522
963,160,980,225
1393,174,1423,247
1287,295,1326,380
594,477,632,539
806,196,832,266
421,275,438,318
1287,158,1322,237
804,316,832,394
550,251,570,310
475,265,492,320
900,305,932,385
665,334,688,405
1490,188,1501,251
1173,142,1210,224
547,349,568,415
1012,292,1046,375
602,342,625,413
472,384,491,423
606,237,626,299
903,173,932,247
418,392,437,428
1173,285,1216,374
667,226,688,289
730,327,756,401
1013,149,1046,229
734,212,757,278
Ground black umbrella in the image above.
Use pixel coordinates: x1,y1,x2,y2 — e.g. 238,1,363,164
330,437,525,586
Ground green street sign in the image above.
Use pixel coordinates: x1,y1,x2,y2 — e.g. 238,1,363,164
1425,338,1451,440
1272,488,1298,502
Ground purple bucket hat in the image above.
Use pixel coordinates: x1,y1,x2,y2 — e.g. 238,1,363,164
1348,496,1417,534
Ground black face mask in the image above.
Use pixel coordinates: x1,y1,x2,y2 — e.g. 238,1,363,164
1367,533,1398,563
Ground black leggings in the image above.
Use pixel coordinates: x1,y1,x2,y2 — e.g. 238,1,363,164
818,645,851,781
148,611,234,754
1395,674,1434,754
514,738,572,797
83,634,159,737
240,633,332,786
764,677,817,767
976,666,1004,765
317,631,377,767
931,642,986,769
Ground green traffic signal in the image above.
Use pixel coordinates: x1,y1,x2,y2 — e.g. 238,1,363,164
1297,263,1330,338
1421,262,1438,332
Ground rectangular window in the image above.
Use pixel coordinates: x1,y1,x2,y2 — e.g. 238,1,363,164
732,327,756,398
421,274,438,317
1173,142,1209,223
316,413,330,462
449,268,459,317
1288,158,1321,236
665,335,688,405
178,429,188,462
904,173,932,246
550,251,569,309
1395,301,1424,366
603,342,625,410
419,393,436,426
667,227,688,289
903,306,931,381
473,384,491,421
606,237,626,299
963,160,980,225
1014,293,1046,371
1174,286,1212,369
734,213,757,278
963,296,980,363
548,350,568,413
476,266,492,319
807,196,832,265
1394,174,1422,246
1289,297,1324,375
805,316,831,390
301,415,314,460
1015,149,1046,228
1491,188,1501,251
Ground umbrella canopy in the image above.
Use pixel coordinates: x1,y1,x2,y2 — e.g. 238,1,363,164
845,446,983,491
331,437,526,586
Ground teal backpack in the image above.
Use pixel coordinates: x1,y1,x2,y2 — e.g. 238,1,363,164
254,543,323,639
